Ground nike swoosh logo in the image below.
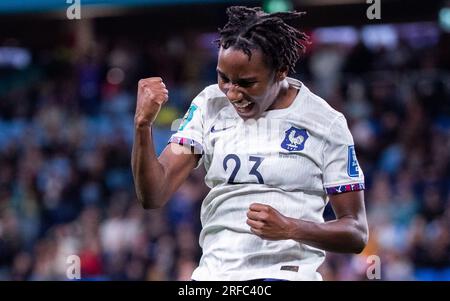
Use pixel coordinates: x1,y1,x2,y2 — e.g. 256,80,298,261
210,125,235,133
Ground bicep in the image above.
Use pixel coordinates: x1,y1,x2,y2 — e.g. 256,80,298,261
158,142,201,196
329,191,367,222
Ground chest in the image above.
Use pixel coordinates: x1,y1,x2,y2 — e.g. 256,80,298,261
203,117,326,190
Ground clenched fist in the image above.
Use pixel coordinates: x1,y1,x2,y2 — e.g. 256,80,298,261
246,203,295,240
134,77,169,128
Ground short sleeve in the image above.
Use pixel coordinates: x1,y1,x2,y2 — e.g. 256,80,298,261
322,115,365,195
168,89,206,168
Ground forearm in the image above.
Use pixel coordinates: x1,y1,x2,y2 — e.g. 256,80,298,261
288,216,368,253
131,125,167,209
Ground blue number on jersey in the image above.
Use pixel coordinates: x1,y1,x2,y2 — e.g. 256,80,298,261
223,154,265,184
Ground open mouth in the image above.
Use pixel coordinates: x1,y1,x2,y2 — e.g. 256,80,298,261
232,100,255,114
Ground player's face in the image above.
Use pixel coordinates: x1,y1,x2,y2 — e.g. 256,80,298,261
217,46,283,120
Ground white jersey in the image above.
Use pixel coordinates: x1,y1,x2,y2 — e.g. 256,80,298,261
169,78,364,281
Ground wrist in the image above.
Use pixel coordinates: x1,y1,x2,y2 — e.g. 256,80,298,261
134,117,152,130
286,218,303,241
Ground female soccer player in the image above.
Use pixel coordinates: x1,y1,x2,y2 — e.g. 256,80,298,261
132,6,368,281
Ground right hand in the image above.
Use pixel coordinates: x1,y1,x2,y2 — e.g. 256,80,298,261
134,77,169,128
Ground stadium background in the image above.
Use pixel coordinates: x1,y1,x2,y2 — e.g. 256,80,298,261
0,0,449,280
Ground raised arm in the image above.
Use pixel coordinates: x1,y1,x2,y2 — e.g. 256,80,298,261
132,78,199,209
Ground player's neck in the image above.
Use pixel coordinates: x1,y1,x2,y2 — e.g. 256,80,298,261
268,80,299,111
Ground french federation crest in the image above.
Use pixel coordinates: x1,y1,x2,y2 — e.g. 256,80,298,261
281,127,308,151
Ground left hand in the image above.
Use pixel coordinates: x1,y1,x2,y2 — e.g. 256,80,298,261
246,203,295,240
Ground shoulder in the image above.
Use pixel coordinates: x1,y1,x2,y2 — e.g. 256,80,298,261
198,84,227,102
300,85,354,143
193,84,231,117
300,83,344,126
286,80,350,140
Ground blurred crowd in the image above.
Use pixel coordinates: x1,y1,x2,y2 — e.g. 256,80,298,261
0,21,449,281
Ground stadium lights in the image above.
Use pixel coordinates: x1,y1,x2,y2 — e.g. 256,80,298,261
263,0,293,13
439,7,450,32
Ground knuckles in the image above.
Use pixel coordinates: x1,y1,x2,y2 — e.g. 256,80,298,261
138,78,165,90
138,81,169,103
259,212,269,221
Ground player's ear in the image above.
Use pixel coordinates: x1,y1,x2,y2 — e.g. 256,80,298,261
276,66,288,82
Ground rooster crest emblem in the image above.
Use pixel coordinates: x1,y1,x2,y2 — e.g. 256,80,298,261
281,127,309,151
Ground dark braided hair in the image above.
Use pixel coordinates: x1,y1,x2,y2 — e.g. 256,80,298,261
217,6,309,74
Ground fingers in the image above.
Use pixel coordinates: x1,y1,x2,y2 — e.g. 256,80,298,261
246,218,264,229
138,77,167,92
250,228,262,236
135,77,169,126
143,87,167,96
247,204,289,240
138,77,169,104
141,87,168,103
249,203,270,212
139,77,162,84
247,218,265,238
247,210,268,238
140,84,167,93
247,210,268,221
246,209,267,233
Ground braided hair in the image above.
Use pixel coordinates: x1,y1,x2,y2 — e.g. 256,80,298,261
217,6,309,74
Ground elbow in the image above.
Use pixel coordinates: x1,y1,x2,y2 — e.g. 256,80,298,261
352,225,369,254
141,202,160,210
352,236,368,254
132,175,167,211
137,192,168,210
139,197,165,210
140,198,155,210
